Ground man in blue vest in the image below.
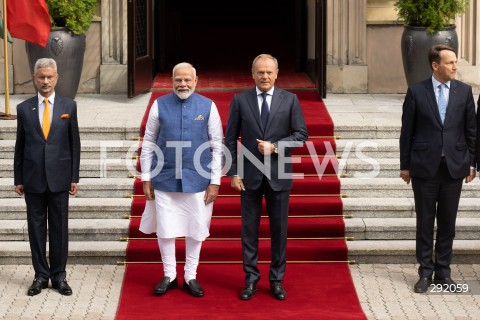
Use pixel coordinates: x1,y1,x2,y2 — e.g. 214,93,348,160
139,62,223,297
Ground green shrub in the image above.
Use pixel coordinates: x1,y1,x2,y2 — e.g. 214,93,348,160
47,0,97,35
394,0,468,33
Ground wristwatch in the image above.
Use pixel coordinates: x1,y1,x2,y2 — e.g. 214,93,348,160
273,143,278,154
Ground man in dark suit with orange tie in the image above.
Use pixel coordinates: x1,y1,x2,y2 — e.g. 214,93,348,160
225,54,308,300
14,58,81,296
400,45,476,293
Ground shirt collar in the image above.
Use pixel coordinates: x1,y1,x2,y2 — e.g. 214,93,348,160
38,92,55,105
431,76,450,89
256,87,275,96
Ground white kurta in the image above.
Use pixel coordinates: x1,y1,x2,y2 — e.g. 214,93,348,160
139,98,223,241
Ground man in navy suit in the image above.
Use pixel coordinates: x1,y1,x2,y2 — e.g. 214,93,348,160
400,45,476,293
14,58,81,296
225,54,308,300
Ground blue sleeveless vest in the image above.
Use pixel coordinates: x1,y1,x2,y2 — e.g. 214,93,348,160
151,93,212,192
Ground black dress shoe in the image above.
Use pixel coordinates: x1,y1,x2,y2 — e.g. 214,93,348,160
270,281,287,300
52,280,73,296
183,279,204,297
414,277,432,293
434,277,457,286
239,283,257,300
154,277,178,295
27,279,48,296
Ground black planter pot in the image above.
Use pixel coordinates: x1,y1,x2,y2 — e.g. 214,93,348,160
401,25,458,87
26,28,86,99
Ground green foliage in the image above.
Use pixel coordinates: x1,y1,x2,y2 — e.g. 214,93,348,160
46,0,97,35
394,0,468,33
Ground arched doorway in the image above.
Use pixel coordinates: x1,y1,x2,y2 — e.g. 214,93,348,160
128,0,326,97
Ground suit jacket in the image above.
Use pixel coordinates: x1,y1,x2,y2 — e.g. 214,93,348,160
400,78,476,180
225,87,308,191
14,95,81,193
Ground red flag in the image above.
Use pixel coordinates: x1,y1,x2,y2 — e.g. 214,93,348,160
6,0,51,47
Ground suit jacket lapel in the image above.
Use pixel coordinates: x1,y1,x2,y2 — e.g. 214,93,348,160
48,95,64,138
28,97,44,138
267,88,283,129
444,80,458,125
424,80,443,126
246,88,264,132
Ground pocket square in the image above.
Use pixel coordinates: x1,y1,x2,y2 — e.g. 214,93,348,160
61,114,70,119
194,115,205,121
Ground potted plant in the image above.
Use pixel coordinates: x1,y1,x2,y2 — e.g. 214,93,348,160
394,0,468,86
26,0,97,99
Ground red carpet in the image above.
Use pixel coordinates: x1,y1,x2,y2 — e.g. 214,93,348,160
152,69,315,90
116,90,366,319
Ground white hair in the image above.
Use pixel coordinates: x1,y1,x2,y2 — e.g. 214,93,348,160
172,62,196,78
34,58,57,73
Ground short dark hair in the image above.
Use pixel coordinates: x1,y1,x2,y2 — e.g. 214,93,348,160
428,45,456,70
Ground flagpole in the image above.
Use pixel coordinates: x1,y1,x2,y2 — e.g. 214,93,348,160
1,0,16,120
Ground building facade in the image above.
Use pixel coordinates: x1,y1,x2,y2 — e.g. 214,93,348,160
1,0,479,96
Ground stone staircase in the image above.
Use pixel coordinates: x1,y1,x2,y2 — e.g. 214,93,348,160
1,93,479,265
336,121,480,264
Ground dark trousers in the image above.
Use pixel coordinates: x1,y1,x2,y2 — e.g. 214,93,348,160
241,177,290,283
25,189,70,283
411,159,463,279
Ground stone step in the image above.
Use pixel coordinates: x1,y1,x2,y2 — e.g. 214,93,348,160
0,159,138,179
1,123,401,142
0,140,139,159
336,139,399,159
340,178,480,198
343,197,480,218
0,198,132,220
0,157,404,179
2,239,479,265
347,240,480,264
341,158,399,178
2,216,478,242
0,241,127,265
334,125,400,140
0,178,134,199
0,127,141,141
345,218,480,240
0,219,129,241
4,197,479,220
1,138,401,159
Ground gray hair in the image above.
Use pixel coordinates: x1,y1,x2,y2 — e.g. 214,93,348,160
252,54,279,71
34,58,57,73
172,62,196,78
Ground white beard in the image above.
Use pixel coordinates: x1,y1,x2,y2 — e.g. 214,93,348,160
175,88,195,100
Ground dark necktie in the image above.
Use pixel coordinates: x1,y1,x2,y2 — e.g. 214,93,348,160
260,92,269,130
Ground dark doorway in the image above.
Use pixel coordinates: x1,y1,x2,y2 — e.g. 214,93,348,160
129,0,327,97
155,0,305,74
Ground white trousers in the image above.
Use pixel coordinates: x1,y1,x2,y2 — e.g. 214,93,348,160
157,237,202,282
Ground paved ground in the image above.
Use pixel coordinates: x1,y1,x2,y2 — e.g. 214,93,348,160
351,264,480,320
0,264,479,319
1,93,479,319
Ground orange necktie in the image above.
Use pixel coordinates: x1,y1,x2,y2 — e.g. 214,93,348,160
42,98,50,139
